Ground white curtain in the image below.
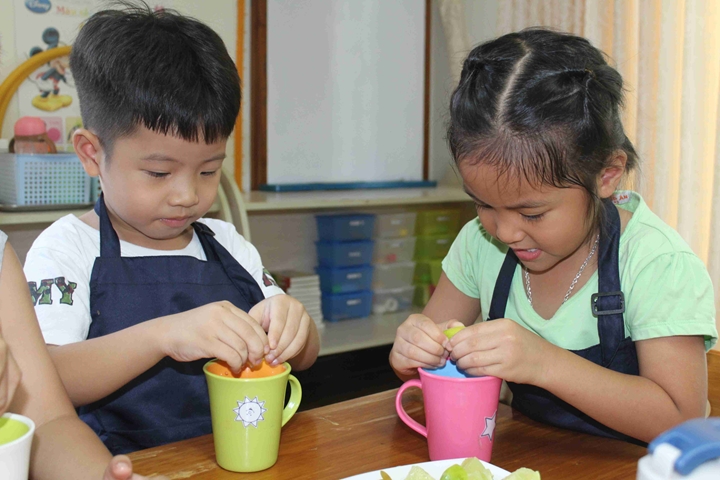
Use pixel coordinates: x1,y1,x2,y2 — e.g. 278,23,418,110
439,0,720,340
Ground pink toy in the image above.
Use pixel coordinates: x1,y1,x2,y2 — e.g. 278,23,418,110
396,368,502,462
9,116,56,154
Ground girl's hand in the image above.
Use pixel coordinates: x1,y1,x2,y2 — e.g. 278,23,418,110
389,314,464,378
102,455,169,480
157,301,269,372
0,335,21,416
450,318,556,385
248,295,311,366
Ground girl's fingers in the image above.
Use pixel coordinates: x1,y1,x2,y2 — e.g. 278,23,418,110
399,325,446,358
395,337,446,368
454,347,503,372
408,315,449,349
272,312,310,365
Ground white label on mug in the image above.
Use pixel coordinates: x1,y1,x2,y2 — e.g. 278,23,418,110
234,396,267,428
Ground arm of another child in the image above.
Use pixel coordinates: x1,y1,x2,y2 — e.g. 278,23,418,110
1,241,165,479
389,273,477,381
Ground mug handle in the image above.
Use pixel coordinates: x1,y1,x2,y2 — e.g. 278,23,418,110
282,374,302,427
395,379,427,438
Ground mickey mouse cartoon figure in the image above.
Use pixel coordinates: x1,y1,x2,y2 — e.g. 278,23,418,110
29,27,73,112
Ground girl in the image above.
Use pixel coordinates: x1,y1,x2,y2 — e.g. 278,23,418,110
389,28,717,444
0,230,165,479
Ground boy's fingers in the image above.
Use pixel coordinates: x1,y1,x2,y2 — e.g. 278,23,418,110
222,309,268,356
5,354,20,411
221,302,269,344
271,312,309,365
213,337,247,372
269,302,303,361
266,299,290,351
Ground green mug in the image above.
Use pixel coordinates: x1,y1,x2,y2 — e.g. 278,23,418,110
203,360,301,472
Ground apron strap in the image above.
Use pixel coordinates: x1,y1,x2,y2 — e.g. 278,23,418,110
487,198,626,367
487,249,519,320
593,199,626,366
94,194,121,258
191,222,266,306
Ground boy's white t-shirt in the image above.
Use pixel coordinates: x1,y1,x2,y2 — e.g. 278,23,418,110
23,215,284,346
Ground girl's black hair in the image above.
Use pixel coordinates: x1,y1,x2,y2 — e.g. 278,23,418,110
70,1,240,153
448,28,637,231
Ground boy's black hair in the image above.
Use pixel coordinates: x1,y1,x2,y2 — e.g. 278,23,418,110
448,28,638,232
70,1,240,153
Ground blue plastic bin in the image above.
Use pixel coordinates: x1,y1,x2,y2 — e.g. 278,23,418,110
316,214,375,241
321,291,373,321
316,240,374,267
317,265,374,293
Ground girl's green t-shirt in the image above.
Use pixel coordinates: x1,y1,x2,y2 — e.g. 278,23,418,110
442,191,718,351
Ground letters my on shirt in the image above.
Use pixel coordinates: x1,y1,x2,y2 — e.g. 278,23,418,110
28,277,77,305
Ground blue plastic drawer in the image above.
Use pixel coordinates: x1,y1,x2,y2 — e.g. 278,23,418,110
317,265,373,294
316,214,376,241
321,291,373,321
316,240,374,267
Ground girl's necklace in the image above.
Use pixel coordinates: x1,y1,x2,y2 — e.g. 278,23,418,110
523,234,600,307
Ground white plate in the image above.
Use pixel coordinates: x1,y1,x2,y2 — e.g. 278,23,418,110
342,458,511,480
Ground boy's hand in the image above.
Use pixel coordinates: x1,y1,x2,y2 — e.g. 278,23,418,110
0,335,21,416
157,301,268,372
449,318,555,384
389,314,464,378
248,295,311,366
103,455,169,480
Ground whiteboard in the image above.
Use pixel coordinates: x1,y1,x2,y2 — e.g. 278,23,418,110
266,0,425,185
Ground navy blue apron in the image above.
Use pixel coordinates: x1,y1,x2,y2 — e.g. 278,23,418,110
78,195,266,454
487,200,644,444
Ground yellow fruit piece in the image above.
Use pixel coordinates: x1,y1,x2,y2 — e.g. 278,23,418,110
503,467,541,480
444,326,465,339
439,464,469,480
461,457,494,480
404,466,436,480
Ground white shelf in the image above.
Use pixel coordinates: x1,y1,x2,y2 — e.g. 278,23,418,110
0,201,221,227
243,186,470,212
317,309,419,357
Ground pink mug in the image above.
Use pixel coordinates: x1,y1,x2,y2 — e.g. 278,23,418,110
395,367,502,462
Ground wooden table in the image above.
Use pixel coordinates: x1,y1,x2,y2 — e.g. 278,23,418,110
128,388,649,479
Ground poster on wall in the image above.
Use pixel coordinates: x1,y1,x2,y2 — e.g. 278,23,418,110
13,0,175,151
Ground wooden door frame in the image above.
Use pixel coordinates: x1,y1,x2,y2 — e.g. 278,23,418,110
249,0,432,190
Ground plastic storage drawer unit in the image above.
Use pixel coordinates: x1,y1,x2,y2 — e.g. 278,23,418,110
416,210,460,236
321,291,373,321
316,240,374,267
415,235,454,260
316,214,375,241
414,259,443,285
372,237,416,264
374,212,417,238
372,285,414,314
317,265,373,294
372,261,416,290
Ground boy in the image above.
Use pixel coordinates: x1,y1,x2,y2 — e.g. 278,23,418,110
23,4,319,455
